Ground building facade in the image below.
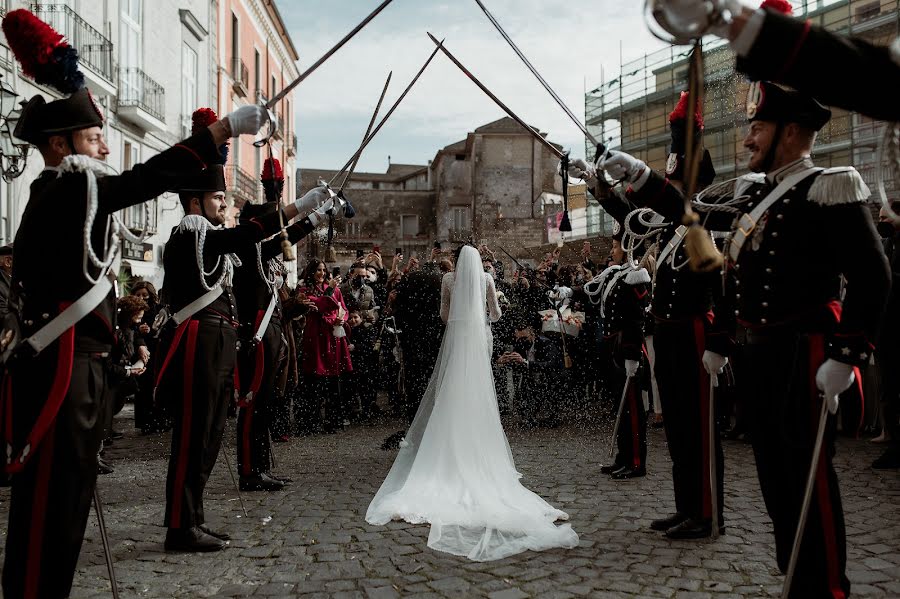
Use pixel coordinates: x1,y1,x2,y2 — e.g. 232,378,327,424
297,117,567,267
0,0,300,288
216,0,298,214
585,0,899,201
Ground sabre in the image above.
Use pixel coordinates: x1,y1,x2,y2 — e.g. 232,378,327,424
323,71,392,261
472,0,604,153
330,71,393,191
269,0,393,108
253,0,396,147
609,374,633,459
427,32,564,161
93,487,120,599
222,436,248,518
781,398,830,598
331,40,444,179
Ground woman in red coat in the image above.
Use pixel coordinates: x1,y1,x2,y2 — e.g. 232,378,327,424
298,259,353,433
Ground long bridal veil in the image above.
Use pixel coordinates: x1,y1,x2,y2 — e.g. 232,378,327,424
365,245,579,561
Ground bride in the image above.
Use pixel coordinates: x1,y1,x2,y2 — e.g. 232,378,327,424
365,245,579,561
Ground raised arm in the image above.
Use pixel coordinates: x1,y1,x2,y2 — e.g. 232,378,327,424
260,216,317,261
486,274,502,323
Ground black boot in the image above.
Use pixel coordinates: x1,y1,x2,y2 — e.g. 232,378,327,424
197,524,231,541
164,526,227,552
610,466,646,479
650,513,687,531
97,456,114,475
600,463,623,475
665,517,725,540
239,472,285,492
266,472,293,484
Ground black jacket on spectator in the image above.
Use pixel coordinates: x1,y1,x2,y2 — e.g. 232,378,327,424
392,267,444,422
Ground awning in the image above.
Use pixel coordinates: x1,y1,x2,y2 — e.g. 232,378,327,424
122,259,160,280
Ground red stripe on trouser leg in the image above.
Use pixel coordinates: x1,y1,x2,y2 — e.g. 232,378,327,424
249,341,265,393
808,334,845,599
630,384,641,469
693,316,712,519
170,320,199,527
7,326,75,474
24,419,55,599
154,319,192,389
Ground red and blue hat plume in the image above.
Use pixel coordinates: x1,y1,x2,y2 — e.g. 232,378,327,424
2,9,85,94
191,108,229,164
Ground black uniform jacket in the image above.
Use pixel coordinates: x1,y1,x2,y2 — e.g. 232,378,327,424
628,161,890,367
162,207,296,322
13,129,223,351
232,218,315,332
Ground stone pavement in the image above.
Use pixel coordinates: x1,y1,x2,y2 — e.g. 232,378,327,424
1,413,899,598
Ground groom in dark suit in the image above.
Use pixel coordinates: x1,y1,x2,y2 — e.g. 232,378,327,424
392,262,445,422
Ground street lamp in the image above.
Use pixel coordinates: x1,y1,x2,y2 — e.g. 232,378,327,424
0,73,30,182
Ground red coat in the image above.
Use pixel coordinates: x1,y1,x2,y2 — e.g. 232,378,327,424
299,284,353,376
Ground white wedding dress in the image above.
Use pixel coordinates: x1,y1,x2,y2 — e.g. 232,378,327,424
365,246,579,561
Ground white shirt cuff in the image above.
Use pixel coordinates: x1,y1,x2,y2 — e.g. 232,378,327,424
631,166,651,192
731,9,766,57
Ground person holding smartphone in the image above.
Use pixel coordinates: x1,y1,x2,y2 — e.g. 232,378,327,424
297,259,352,434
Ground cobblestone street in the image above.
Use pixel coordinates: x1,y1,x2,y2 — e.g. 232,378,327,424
2,412,899,598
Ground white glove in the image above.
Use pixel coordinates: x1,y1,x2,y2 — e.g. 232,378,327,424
223,105,267,137
308,195,344,227
566,158,597,185
816,359,856,415
598,150,646,183
295,186,328,214
702,350,728,387
624,359,640,377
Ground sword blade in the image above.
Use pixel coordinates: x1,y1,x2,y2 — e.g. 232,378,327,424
333,41,443,179
427,32,564,160
266,0,396,108
472,0,600,148
333,70,393,190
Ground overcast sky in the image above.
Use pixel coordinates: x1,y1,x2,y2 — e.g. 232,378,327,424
274,0,669,175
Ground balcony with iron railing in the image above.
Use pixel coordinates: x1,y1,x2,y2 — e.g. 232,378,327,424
231,58,249,97
118,67,166,131
226,164,261,208
287,133,297,157
30,4,115,93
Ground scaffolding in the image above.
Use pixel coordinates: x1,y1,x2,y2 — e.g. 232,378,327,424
584,0,899,200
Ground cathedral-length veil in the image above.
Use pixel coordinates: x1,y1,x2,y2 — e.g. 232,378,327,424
365,245,579,561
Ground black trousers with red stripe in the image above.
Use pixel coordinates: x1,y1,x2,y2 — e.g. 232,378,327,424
741,331,850,599
236,321,283,476
159,317,237,529
3,352,107,599
601,342,647,470
653,318,724,521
